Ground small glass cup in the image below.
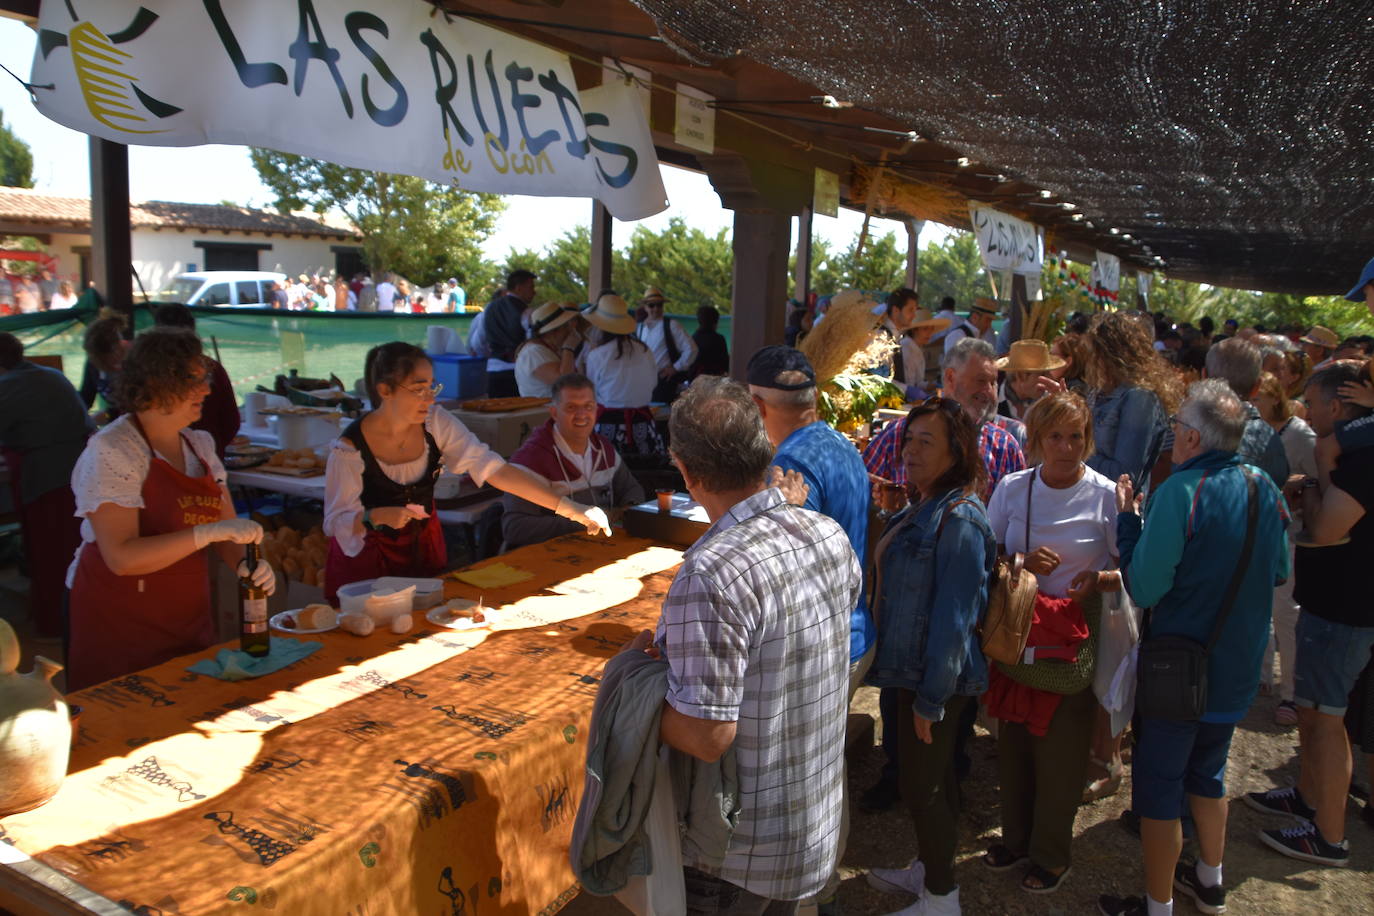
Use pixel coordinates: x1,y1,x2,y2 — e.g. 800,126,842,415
656,488,674,512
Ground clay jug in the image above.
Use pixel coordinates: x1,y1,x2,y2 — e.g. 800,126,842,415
0,619,70,816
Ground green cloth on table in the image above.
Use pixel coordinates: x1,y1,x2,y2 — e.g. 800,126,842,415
188,637,322,680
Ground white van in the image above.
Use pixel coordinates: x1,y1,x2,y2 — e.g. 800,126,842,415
160,271,287,308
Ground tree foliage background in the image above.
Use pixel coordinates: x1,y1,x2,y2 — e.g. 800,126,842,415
249,149,505,287
0,110,33,189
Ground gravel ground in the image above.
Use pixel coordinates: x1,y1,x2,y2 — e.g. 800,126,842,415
565,686,1374,915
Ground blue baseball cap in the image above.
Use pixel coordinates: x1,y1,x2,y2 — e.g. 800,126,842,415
1345,255,1374,301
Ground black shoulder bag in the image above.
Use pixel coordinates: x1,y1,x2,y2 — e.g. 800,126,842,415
1135,472,1258,721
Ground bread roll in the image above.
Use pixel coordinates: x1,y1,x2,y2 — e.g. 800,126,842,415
340,614,374,636
298,604,337,629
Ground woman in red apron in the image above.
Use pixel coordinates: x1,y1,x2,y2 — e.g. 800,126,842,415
66,328,274,690
323,343,611,602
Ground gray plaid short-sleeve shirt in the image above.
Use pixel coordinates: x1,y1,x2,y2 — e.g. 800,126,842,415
656,486,860,900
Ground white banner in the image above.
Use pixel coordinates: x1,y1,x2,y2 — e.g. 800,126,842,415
30,0,668,220
968,204,1043,277
1094,251,1122,293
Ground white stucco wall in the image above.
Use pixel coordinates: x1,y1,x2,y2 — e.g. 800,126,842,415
132,229,358,295
43,232,87,287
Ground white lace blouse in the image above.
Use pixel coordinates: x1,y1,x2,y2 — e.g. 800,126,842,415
324,408,506,557
66,415,226,586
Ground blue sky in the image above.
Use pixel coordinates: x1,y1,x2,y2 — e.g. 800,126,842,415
0,16,948,264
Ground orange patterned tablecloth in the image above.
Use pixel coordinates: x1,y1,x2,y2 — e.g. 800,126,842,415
0,534,683,916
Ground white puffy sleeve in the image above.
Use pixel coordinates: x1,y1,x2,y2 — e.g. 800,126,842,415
429,409,506,485
324,437,367,557
71,418,151,518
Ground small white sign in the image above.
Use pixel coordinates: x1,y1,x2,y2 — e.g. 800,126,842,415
968,204,1043,277
674,84,715,153
1095,251,1122,293
603,58,652,123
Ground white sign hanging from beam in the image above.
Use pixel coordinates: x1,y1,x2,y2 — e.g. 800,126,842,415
968,204,1044,277
29,0,669,220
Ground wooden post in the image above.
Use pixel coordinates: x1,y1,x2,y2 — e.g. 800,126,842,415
88,137,133,330
588,200,613,300
905,219,924,290
728,209,791,381
792,206,813,303
1009,273,1028,344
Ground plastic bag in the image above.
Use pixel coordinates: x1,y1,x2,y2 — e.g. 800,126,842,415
615,745,685,916
1093,587,1142,736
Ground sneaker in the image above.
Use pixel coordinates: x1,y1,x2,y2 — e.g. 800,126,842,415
883,886,959,915
1174,860,1226,914
1273,701,1298,726
1243,785,1315,822
1259,822,1350,867
867,859,927,896
1097,894,1147,916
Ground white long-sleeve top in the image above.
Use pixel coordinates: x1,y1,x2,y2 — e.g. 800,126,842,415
635,316,697,373
323,408,505,557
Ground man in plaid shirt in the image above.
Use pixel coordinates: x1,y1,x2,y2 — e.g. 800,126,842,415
646,376,861,911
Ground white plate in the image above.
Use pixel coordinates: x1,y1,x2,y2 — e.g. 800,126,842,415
270,609,339,634
426,601,492,631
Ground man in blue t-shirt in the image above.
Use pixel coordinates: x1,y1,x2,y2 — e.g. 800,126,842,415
746,344,871,911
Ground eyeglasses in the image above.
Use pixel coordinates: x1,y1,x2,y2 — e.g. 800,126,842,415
920,395,965,418
1168,413,1195,432
401,381,443,399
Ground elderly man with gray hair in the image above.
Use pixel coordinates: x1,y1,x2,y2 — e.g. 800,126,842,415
641,376,861,912
1099,379,1290,916
1203,336,1290,486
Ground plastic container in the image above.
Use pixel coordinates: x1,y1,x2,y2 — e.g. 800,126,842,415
373,577,444,610
337,579,376,615
430,354,488,400
274,411,341,451
363,586,415,626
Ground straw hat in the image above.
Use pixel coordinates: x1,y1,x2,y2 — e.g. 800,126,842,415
995,338,1066,372
909,307,950,332
582,293,637,335
1300,325,1339,349
640,286,666,305
529,300,580,336
971,297,1000,317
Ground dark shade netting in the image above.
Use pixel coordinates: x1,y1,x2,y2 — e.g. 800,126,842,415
631,0,1374,294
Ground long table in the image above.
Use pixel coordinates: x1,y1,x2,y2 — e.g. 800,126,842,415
0,533,684,915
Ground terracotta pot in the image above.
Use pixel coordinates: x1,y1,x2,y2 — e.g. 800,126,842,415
0,619,71,816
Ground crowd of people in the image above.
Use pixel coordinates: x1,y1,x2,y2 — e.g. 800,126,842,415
3,251,1374,914
0,268,79,314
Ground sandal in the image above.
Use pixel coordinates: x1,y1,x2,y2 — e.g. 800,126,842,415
1083,754,1124,803
1274,701,1298,726
1021,863,1070,894
982,844,1030,872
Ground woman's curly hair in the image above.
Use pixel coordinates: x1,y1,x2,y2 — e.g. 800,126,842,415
114,327,208,413
1082,311,1183,413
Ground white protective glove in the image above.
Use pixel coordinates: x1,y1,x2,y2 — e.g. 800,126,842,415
193,518,264,550
236,558,277,596
555,498,612,537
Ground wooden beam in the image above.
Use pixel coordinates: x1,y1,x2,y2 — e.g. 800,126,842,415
905,218,924,290
88,137,133,330
588,200,613,299
727,209,791,380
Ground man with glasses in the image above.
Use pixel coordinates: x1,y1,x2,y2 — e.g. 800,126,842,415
636,286,697,403
502,373,644,550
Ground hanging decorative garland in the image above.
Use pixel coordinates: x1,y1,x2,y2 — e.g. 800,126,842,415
1045,253,1119,308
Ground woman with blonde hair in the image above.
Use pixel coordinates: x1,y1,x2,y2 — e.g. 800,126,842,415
1276,349,1311,418
983,390,1119,894
1049,334,1089,396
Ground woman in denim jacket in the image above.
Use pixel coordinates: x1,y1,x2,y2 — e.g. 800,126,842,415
865,398,996,916
1081,311,1181,492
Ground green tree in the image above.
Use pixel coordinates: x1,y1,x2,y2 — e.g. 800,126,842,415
529,225,592,305
249,149,504,286
918,231,987,308
0,110,33,188
614,217,734,313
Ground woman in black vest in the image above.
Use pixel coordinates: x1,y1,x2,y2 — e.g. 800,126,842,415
322,342,609,601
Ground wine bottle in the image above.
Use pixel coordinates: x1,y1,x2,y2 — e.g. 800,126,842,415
240,543,270,657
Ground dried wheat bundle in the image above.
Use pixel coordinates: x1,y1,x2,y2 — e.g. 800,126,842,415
799,290,890,382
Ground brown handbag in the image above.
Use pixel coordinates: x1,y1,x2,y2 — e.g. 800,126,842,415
978,473,1038,665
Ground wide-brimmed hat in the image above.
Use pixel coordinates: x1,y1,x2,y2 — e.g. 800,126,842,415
909,308,951,332
640,286,666,305
1300,325,1339,349
995,338,1066,372
582,293,637,335
971,297,1000,317
530,300,580,336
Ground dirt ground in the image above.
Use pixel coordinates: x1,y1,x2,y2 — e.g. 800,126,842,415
565,686,1374,915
